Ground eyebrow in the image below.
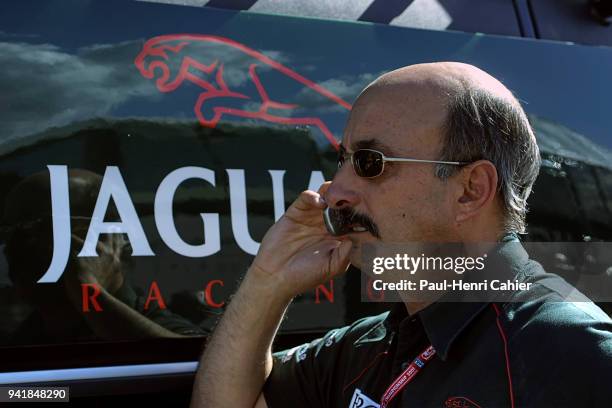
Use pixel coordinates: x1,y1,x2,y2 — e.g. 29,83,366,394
351,139,396,155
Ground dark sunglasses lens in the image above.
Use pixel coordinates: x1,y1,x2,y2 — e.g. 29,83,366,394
353,150,384,177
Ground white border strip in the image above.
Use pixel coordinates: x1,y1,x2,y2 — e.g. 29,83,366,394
0,361,199,385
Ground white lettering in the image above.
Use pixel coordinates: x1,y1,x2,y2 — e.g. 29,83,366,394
78,166,154,258
38,166,325,282
155,167,220,257
37,165,72,283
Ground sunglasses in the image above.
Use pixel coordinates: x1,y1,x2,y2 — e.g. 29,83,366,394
338,148,468,178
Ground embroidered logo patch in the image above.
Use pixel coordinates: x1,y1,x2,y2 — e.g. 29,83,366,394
349,388,380,408
444,396,482,408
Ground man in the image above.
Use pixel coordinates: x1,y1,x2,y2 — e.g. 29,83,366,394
190,62,612,407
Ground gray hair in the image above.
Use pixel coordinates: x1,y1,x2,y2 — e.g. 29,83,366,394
435,86,541,234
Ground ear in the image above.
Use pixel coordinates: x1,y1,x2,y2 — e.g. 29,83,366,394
455,160,498,223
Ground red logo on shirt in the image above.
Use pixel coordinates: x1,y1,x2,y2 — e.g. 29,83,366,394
444,396,482,408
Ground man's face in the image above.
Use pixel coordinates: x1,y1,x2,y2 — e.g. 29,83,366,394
325,82,458,267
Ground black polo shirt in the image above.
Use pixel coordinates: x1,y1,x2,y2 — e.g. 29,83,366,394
263,240,612,407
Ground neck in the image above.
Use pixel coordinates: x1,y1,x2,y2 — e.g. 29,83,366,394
403,232,510,315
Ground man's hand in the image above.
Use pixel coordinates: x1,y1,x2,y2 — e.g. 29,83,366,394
250,183,353,300
191,183,352,407
61,234,186,339
63,234,125,309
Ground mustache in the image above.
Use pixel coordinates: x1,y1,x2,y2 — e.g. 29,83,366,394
328,207,380,238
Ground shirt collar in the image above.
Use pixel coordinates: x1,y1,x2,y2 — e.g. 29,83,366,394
382,233,529,361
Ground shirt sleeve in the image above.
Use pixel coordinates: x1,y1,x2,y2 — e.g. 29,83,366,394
263,325,352,408
262,309,393,408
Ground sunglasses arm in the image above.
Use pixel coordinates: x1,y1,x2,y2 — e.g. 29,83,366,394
383,157,466,166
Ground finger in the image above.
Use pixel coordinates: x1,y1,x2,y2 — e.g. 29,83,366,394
96,239,111,256
68,234,86,259
71,233,112,257
71,233,85,246
289,190,326,214
326,240,352,280
317,181,332,196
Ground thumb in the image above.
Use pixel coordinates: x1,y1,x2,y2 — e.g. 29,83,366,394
327,240,352,280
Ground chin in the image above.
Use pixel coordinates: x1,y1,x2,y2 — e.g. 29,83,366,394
346,233,379,269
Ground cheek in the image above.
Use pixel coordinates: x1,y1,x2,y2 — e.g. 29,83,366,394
375,173,453,239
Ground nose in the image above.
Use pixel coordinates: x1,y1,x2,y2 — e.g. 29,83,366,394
324,163,361,210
